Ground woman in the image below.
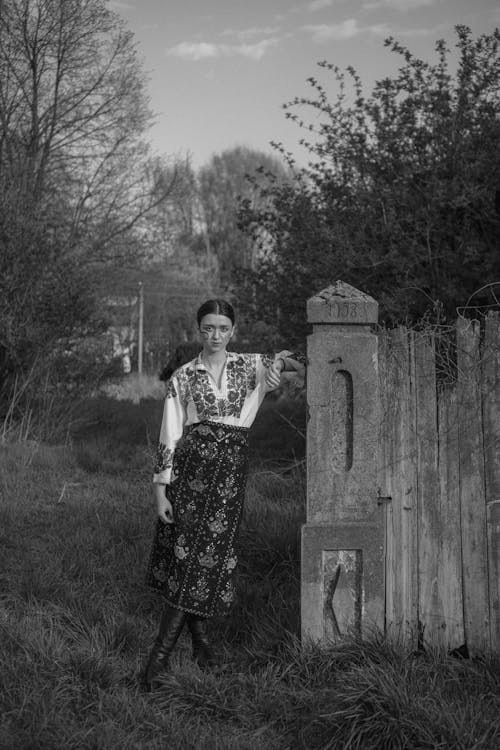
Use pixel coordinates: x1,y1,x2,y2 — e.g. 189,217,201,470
143,298,303,690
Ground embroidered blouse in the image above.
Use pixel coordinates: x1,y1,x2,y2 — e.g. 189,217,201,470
153,351,284,485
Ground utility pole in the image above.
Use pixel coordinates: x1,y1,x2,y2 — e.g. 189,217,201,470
138,281,144,374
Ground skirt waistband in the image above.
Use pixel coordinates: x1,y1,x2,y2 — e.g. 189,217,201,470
189,420,249,434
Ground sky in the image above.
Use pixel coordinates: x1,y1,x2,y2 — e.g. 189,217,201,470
108,0,500,169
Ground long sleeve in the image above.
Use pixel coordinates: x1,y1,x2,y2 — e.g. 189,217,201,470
255,353,274,394
153,375,187,485
274,349,307,369
254,350,306,395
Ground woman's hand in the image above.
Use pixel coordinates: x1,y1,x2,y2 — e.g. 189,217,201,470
265,359,284,390
154,483,174,524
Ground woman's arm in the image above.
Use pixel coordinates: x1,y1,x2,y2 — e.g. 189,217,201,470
274,350,307,373
264,350,306,389
153,374,187,522
155,483,174,524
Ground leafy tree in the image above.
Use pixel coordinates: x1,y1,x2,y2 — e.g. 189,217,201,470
237,26,500,345
197,146,289,286
0,0,172,400
131,147,291,363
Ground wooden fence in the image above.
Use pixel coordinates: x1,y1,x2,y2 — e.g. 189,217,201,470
378,314,500,654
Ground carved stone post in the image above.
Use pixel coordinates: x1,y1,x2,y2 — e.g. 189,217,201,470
301,281,384,642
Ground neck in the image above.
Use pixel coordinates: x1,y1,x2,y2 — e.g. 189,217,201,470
202,348,227,366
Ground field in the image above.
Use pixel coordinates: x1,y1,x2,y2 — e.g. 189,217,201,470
1,388,499,749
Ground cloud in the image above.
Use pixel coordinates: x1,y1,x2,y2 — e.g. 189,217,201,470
221,26,281,41
168,38,280,62
236,39,281,60
169,42,219,61
303,18,389,42
108,0,133,11
306,0,335,11
303,19,359,41
290,0,347,14
363,0,436,10
395,22,449,37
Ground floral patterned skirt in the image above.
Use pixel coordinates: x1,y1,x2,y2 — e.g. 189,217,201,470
146,421,250,618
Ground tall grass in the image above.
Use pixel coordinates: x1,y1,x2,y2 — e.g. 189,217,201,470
0,394,499,749
1,367,84,446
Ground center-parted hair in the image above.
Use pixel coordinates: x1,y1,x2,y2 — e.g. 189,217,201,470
196,299,235,327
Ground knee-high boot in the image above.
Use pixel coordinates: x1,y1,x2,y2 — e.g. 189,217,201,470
186,614,220,670
141,605,186,691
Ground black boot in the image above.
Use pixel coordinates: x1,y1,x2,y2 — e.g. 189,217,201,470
141,605,186,691
186,614,220,670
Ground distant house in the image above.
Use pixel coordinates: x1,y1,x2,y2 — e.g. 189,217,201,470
104,295,138,374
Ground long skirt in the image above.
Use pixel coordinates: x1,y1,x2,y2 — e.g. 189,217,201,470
146,421,250,618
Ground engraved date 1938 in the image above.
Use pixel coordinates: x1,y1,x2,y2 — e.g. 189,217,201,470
330,301,360,319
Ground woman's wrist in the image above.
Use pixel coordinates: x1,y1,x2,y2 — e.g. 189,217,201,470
154,482,169,496
274,356,286,373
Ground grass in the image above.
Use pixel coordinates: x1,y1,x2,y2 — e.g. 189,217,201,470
1,391,499,749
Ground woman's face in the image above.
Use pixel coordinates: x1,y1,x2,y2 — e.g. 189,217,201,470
199,314,234,354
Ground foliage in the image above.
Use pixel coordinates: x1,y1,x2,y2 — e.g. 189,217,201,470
112,148,292,366
0,0,173,404
0,398,499,749
237,26,500,343
198,146,290,286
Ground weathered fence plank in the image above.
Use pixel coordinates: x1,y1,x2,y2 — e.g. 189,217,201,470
437,388,464,648
378,333,393,631
384,329,418,645
403,332,419,644
457,318,490,654
414,333,442,647
482,313,500,652
379,331,398,635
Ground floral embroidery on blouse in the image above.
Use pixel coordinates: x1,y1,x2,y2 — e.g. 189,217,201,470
165,379,178,398
225,355,255,416
261,353,274,369
154,442,174,473
189,372,219,420
185,354,256,421
175,365,195,403
153,350,296,484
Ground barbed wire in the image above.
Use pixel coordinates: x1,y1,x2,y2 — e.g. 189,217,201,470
457,281,500,318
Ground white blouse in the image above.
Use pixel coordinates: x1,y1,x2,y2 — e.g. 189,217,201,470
153,351,282,485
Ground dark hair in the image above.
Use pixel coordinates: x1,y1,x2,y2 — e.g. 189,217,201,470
159,342,200,381
196,298,235,327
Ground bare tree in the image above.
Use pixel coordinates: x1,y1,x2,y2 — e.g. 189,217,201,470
0,0,174,396
0,0,172,259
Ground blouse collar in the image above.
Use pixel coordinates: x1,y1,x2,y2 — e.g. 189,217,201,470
193,351,241,372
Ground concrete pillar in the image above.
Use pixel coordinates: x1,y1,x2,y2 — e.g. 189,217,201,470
301,281,384,643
